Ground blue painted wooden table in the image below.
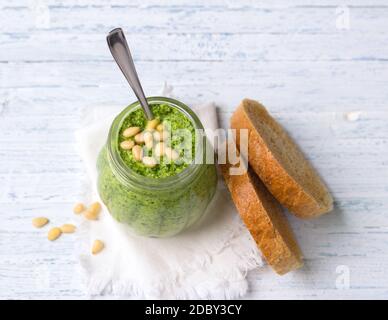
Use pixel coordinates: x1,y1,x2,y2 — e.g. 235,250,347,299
1,0,388,299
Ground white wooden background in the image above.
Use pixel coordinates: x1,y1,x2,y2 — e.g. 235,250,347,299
1,0,388,300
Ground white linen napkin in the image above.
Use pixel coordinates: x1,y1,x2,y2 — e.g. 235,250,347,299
75,84,263,299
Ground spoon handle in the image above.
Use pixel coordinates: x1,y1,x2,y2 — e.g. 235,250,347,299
106,28,153,120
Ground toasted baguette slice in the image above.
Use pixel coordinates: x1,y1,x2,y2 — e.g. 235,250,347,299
231,99,333,219
219,143,303,275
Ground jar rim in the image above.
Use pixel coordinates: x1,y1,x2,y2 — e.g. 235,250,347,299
106,96,206,190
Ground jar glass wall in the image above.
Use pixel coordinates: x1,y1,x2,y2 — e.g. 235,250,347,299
97,97,217,237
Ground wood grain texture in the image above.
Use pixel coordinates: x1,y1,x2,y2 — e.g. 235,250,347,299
1,0,388,299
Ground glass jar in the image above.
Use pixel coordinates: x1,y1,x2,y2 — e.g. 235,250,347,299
97,97,217,237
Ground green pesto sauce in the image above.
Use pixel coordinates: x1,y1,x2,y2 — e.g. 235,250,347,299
97,144,218,237
97,102,218,237
118,103,195,178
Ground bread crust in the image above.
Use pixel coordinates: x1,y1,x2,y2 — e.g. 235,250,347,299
231,99,333,219
219,144,303,275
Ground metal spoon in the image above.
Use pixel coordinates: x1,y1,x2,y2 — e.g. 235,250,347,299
106,28,153,120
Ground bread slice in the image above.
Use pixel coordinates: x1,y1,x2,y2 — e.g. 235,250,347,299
219,143,303,275
231,98,333,219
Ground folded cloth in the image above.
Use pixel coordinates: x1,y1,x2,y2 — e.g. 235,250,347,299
74,85,263,299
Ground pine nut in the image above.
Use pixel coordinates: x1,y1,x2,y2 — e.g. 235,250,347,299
153,131,161,141
143,131,154,149
154,142,165,158
160,131,169,141
154,131,169,142
165,147,180,161
32,217,49,228
84,209,99,220
92,240,104,255
134,132,144,144
73,203,85,214
84,202,101,220
90,202,101,214
48,227,62,241
142,156,157,168
60,224,76,233
123,127,140,138
120,140,135,150
156,124,164,132
146,119,160,130
132,145,143,161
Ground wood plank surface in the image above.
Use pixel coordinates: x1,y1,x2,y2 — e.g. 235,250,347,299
0,0,387,299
